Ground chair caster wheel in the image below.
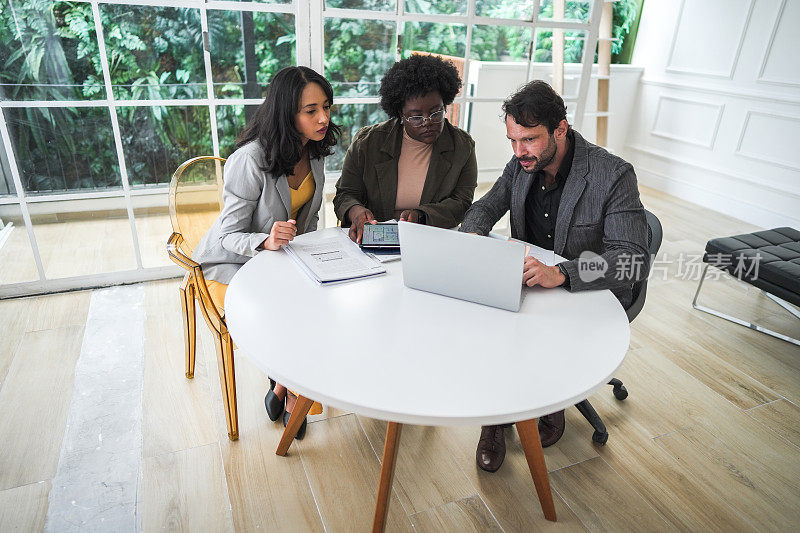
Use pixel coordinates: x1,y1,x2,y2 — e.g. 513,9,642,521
592,430,608,445
613,385,628,400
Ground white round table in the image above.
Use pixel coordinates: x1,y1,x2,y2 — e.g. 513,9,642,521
225,227,630,530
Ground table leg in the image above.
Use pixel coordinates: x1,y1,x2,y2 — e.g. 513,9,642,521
275,395,314,456
516,418,557,521
372,422,402,533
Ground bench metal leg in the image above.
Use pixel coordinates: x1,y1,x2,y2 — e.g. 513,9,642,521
763,291,800,320
692,264,800,346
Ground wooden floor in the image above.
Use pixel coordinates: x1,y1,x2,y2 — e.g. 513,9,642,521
1,186,799,531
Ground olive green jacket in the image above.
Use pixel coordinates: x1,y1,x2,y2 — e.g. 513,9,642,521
333,118,478,228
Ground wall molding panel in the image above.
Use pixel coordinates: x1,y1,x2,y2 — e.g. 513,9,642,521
650,96,724,148
632,162,800,230
627,0,800,229
665,0,754,79
735,111,800,171
640,78,800,106
757,0,800,87
626,144,800,198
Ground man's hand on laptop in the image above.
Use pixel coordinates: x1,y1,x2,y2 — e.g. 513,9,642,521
347,205,377,244
522,256,566,288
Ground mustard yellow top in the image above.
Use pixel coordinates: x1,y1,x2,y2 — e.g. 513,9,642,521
290,171,315,220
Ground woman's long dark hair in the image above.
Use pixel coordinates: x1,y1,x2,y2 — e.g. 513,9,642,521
236,66,341,178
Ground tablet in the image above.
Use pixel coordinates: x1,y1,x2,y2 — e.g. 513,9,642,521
360,223,400,251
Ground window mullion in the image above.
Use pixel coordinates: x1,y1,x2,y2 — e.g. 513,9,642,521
91,0,144,270
572,0,604,130
199,7,220,158
309,0,325,73
0,109,47,280
455,0,478,131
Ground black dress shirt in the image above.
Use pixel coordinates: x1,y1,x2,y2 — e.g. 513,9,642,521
524,129,575,250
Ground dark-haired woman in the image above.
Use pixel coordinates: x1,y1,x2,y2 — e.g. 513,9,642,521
192,66,341,439
334,54,477,242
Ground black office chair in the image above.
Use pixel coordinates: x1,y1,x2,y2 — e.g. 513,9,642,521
575,209,663,444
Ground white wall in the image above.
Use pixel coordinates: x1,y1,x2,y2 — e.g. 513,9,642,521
623,0,800,229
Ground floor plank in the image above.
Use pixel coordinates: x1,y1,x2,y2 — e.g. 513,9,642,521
0,481,50,532
440,424,586,532
594,419,756,531
410,495,503,533
655,424,800,530
0,326,83,491
690,317,800,406
141,282,218,458
358,418,476,516
140,443,234,532
549,457,668,531
746,399,800,449
632,285,782,410
296,414,414,532
25,291,91,333
0,297,33,386
591,349,759,531
215,355,325,532
0,220,40,284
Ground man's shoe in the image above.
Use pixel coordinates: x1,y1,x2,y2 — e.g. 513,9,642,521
264,378,284,421
476,425,506,472
538,410,565,447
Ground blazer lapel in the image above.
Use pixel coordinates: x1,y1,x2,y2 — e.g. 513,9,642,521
511,166,534,240
555,131,589,255
296,158,325,231
420,123,454,205
275,175,291,221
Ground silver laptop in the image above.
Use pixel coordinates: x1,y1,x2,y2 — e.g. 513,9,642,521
399,222,526,312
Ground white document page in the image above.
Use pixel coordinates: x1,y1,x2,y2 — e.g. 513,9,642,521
285,233,385,283
521,242,556,266
488,233,556,266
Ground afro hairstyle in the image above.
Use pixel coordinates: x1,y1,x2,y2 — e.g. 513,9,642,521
379,54,462,119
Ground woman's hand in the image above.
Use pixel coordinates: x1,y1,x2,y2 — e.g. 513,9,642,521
347,205,377,244
262,220,297,250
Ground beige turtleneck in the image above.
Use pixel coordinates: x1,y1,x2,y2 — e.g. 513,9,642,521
394,128,433,218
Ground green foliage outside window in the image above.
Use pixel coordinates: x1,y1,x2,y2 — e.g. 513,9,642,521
0,0,640,194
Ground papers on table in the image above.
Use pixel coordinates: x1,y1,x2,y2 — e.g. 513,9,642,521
520,241,556,266
488,232,556,266
368,252,402,263
285,231,386,284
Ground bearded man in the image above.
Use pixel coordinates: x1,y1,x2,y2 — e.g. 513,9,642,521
459,80,649,473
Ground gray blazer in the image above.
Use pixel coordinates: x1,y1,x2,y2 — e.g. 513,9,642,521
459,130,649,309
192,141,326,284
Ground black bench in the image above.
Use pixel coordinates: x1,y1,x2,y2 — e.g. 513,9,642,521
692,227,800,346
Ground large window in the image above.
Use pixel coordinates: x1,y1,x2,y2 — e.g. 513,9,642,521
0,0,639,296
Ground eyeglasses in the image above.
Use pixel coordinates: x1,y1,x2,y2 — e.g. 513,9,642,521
403,108,446,127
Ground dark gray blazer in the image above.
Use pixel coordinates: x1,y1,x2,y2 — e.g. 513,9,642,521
459,130,649,309
192,141,325,284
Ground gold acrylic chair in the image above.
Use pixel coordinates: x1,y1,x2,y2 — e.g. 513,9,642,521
166,156,240,440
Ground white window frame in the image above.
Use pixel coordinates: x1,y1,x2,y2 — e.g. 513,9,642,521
0,0,603,298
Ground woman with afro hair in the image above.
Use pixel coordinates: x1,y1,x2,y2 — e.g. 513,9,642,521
334,54,478,242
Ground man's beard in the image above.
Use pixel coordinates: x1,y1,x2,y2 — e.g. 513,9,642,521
519,134,557,174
